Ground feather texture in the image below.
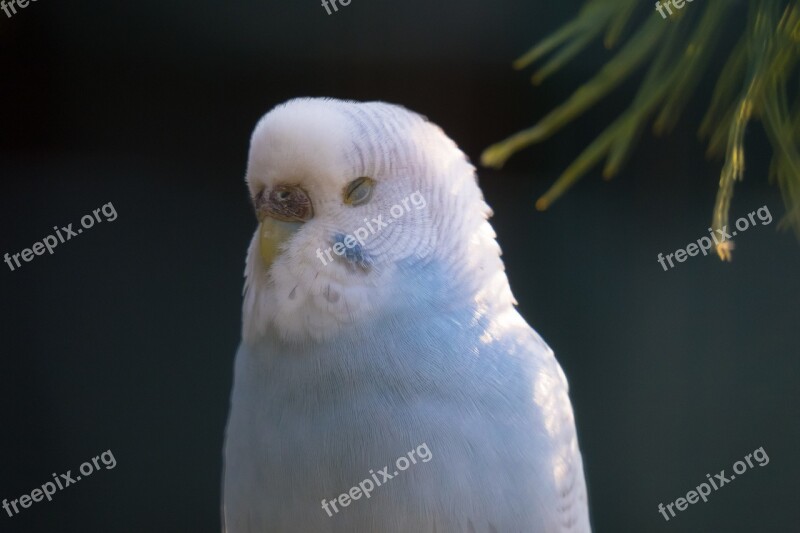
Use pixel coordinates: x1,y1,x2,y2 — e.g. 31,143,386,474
224,98,591,532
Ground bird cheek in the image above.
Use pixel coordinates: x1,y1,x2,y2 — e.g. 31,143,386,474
259,218,302,269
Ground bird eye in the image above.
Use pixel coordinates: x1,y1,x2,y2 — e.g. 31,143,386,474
343,177,375,206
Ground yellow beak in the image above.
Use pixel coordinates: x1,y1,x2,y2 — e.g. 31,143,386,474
258,218,302,269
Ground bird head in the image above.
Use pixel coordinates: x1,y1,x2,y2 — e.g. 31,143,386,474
241,98,511,344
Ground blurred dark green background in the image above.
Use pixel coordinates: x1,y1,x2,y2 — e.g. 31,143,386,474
1,1,798,532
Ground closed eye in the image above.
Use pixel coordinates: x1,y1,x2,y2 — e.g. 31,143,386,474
343,177,375,206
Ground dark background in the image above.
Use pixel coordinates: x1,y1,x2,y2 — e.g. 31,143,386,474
1,1,798,532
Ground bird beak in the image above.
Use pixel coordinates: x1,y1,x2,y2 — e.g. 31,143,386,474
258,217,303,270
254,185,313,269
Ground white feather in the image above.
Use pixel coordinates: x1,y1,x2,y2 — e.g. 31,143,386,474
225,98,591,532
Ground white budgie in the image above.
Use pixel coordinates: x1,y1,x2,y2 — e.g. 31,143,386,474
223,98,591,533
